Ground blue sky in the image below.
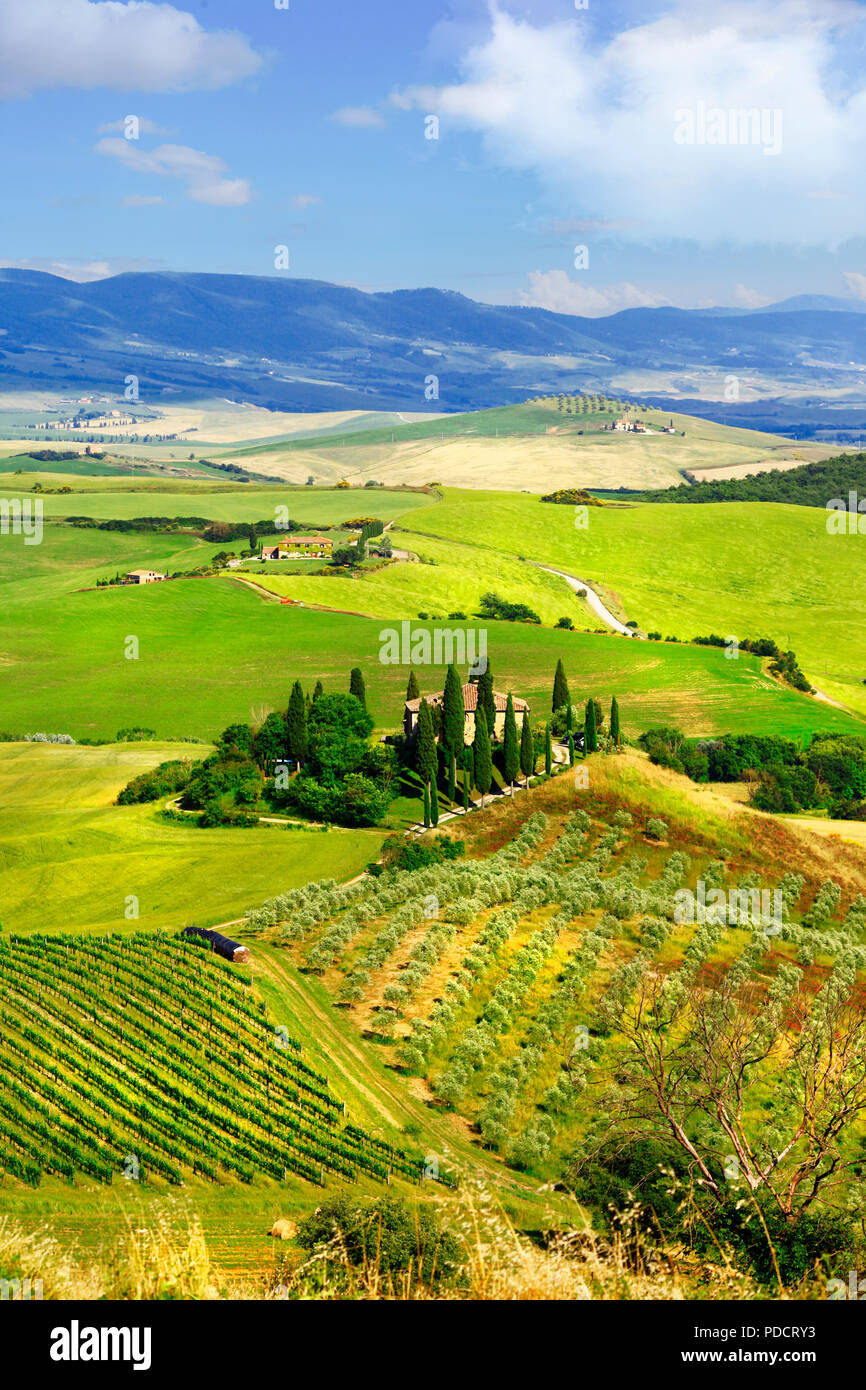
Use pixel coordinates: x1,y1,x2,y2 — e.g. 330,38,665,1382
2,0,866,314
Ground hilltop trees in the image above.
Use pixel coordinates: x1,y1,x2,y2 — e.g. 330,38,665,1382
440,664,465,756
349,667,367,709
553,659,570,713
415,699,438,789
520,712,535,784
473,707,493,808
609,696,621,748
286,680,308,769
475,667,496,736
584,699,598,754
503,693,520,792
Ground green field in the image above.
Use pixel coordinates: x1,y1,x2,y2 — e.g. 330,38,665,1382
0,559,858,743
397,491,866,717
13,482,434,523
246,527,597,627
0,742,383,934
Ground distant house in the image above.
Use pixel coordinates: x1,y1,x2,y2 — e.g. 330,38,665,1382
260,544,286,561
613,417,631,431
404,682,529,745
285,534,333,558
125,569,166,584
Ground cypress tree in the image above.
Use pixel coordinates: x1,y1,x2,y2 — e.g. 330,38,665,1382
406,669,420,701
312,680,324,703
553,658,570,712
584,698,598,754
286,679,307,769
568,733,575,766
463,759,470,811
248,524,258,553
448,750,456,804
610,696,621,748
503,693,519,792
544,723,552,776
349,667,367,709
422,782,431,828
415,699,438,786
476,667,496,738
430,782,439,826
441,663,464,755
473,707,493,808
566,701,573,734
520,711,534,783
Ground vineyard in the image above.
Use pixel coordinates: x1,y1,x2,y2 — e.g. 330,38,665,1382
247,786,866,1182
0,932,428,1190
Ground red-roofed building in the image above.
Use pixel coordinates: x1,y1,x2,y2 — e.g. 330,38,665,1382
404,683,529,744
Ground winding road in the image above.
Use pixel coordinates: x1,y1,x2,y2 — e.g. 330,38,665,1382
537,564,641,638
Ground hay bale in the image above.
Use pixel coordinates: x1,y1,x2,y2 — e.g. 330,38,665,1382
268,1219,298,1240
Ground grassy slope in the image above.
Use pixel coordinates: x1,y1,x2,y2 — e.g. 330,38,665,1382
398,490,866,717
0,743,383,933
22,484,433,523
222,403,796,492
245,528,597,628
0,565,857,741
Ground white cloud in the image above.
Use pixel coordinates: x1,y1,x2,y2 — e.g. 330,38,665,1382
332,105,386,128
730,283,773,308
518,271,670,317
394,1,866,245
0,256,160,281
0,0,263,100
96,137,251,206
843,271,866,300
289,193,322,210
121,194,165,206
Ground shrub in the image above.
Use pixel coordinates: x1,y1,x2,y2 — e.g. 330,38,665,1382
645,817,668,840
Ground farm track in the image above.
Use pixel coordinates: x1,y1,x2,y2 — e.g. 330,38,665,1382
253,943,567,1214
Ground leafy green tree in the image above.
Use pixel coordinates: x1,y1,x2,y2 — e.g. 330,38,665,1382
350,667,367,709
286,680,308,768
473,707,493,808
406,669,420,701
520,711,535,782
553,659,570,713
415,699,438,787
312,680,324,703
219,723,254,755
307,694,374,781
584,699,598,754
610,696,621,748
252,712,288,768
503,693,519,791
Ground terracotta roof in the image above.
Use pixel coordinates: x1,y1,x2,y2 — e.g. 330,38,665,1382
286,534,332,544
405,684,529,714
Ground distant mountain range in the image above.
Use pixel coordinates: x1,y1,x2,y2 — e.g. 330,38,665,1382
3,268,866,436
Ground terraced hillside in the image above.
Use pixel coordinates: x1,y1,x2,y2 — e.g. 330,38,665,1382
244,761,866,1196
0,933,429,1190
